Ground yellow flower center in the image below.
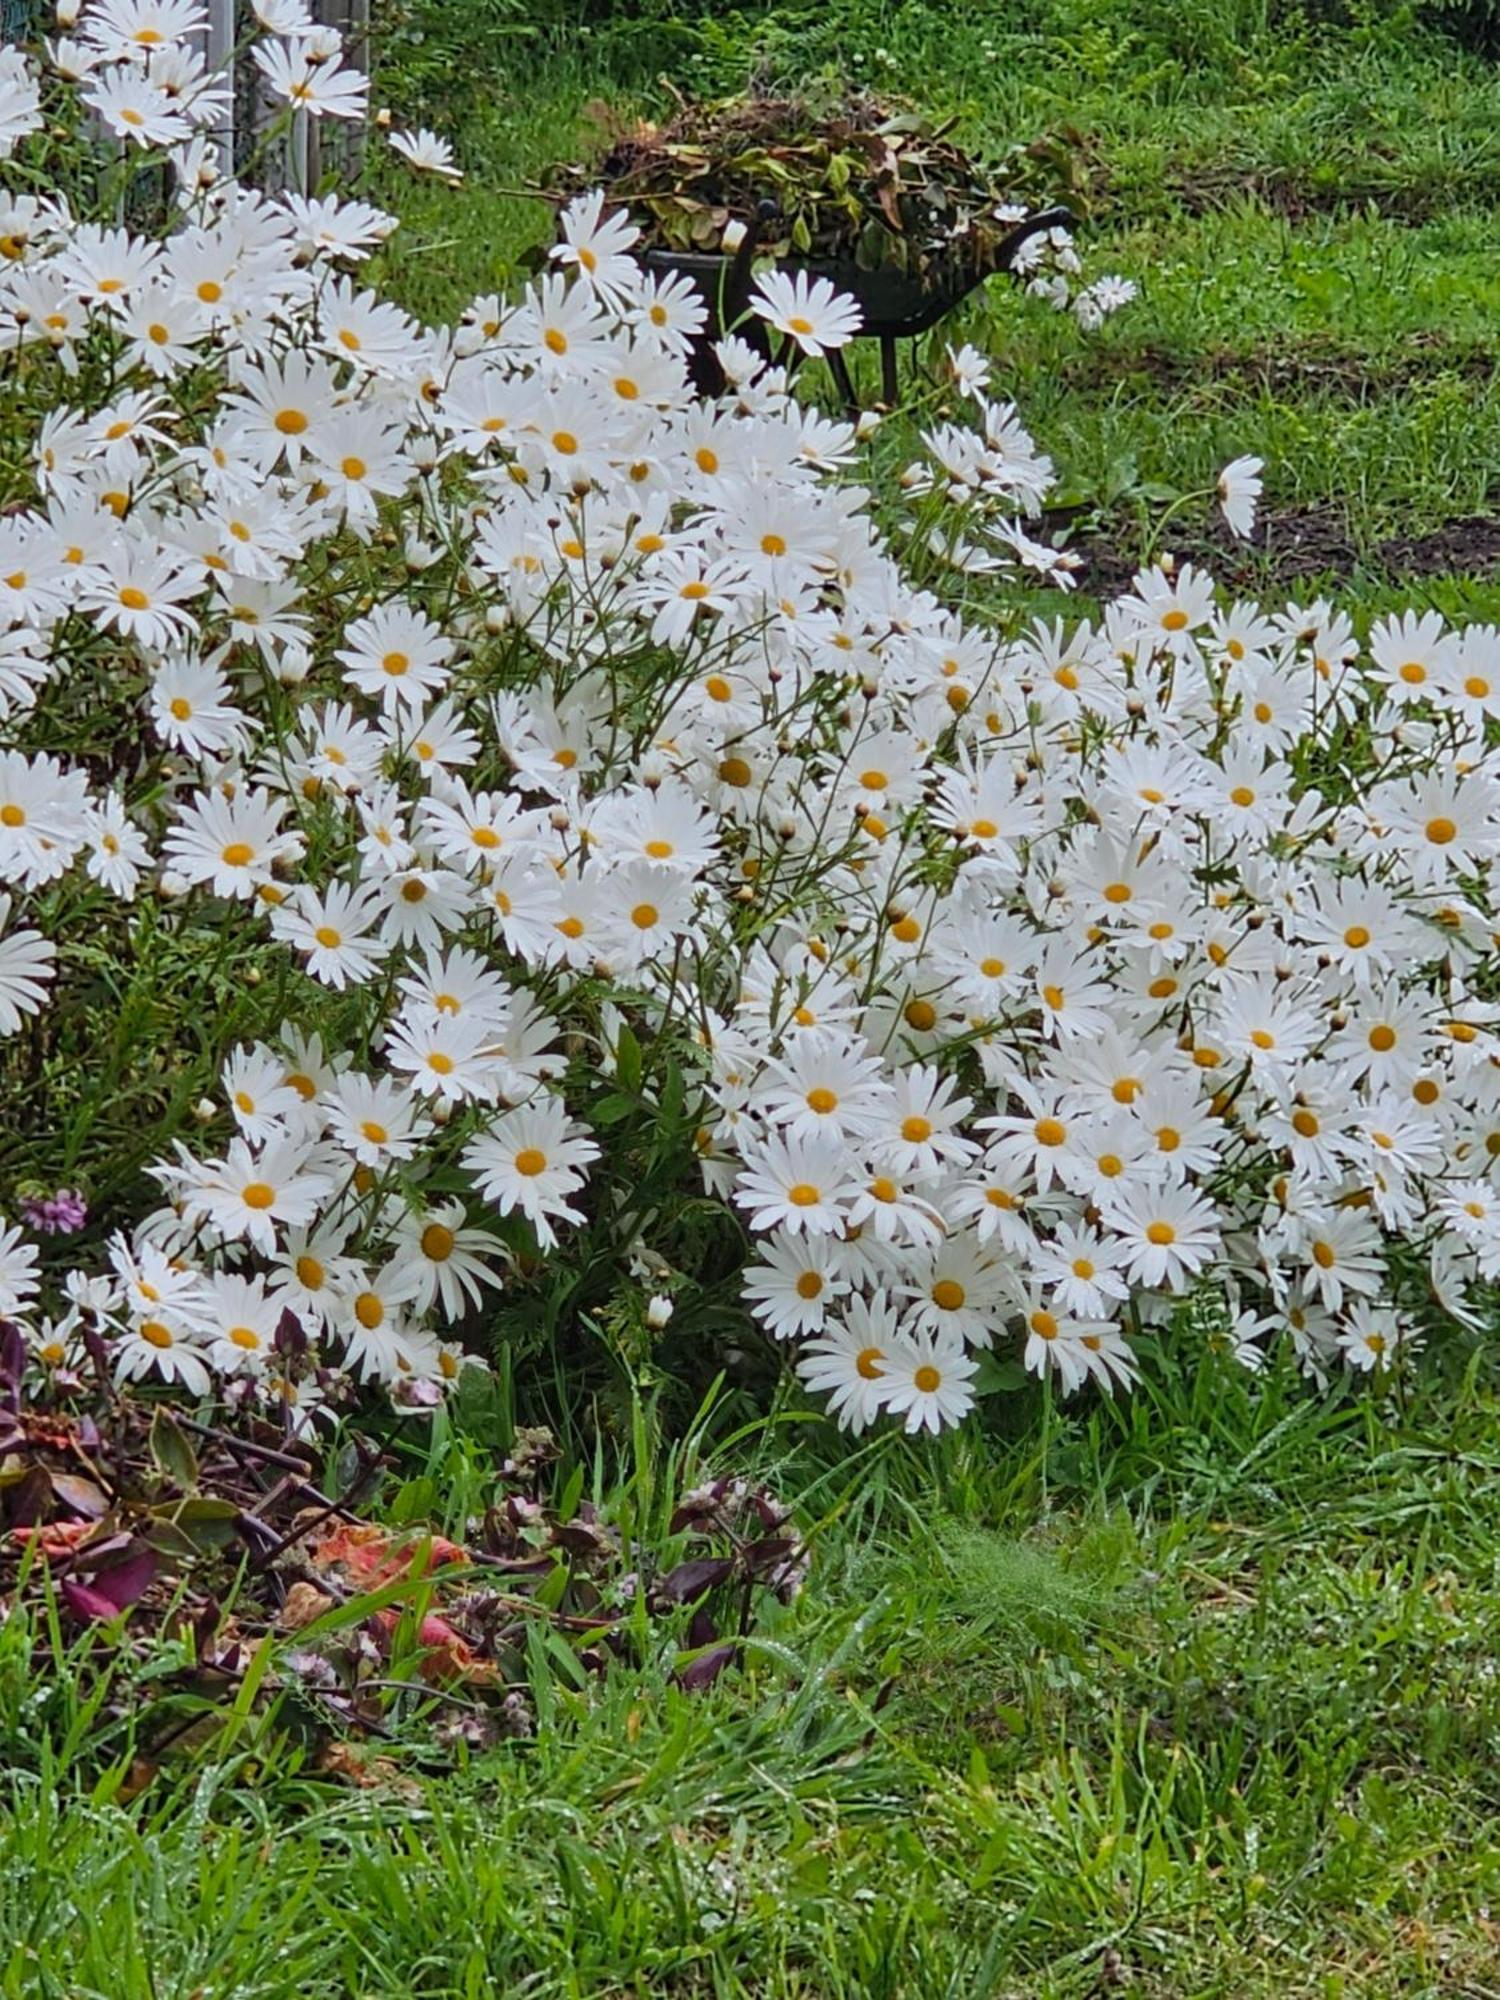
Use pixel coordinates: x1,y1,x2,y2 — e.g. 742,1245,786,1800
421,1223,456,1260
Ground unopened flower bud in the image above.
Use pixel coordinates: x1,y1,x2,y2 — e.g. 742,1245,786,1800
721,218,748,252
193,1097,216,1124
646,1294,674,1329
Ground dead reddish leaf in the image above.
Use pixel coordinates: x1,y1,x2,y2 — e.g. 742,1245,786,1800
10,1520,96,1557
278,1580,335,1631
314,1742,424,1801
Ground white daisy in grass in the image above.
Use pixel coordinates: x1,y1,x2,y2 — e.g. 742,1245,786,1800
252,38,368,120
742,1235,849,1342
755,1028,894,1146
163,785,302,901
0,896,54,1036
0,752,91,891
550,190,640,304
1099,1180,1221,1292
388,126,463,185
323,1072,430,1169
879,1331,978,1437
462,1096,600,1249
114,1313,211,1395
750,269,862,358
194,1270,286,1376
731,1132,858,1238
396,944,513,1035
871,1064,978,1179
162,1136,334,1255
1338,1301,1415,1373
1026,1222,1132,1321
387,1201,505,1319
384,1008,502,1106
337,601,454,718
1216,454,1262,539
795,1295,902,1435
899,1233,1006,1348
222,1043,303,1146
271,1221,360,1329
0,1221,40,1320
331,1262,423,1382
271,882,388,990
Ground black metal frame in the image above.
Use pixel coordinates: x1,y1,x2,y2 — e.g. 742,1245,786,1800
636,203,1075,411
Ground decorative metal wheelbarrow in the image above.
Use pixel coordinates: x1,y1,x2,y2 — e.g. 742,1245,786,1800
638,202,1075,410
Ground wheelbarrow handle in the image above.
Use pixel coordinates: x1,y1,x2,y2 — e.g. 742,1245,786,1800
992,204,1077,271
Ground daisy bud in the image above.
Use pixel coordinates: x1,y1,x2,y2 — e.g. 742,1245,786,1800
721,218,748,252
276,644,311,685
484,606,508,633
158,872,188,899
244,967,262,986
855,410,882,441
410,435,438,473
57,0,79,22
376,105,393,127
193,1097,216,1125
549,807,571,832
432,1099,452,1126
645,1294,674,1329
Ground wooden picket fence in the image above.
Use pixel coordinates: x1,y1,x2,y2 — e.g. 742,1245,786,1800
4,0,374,193
214,0,373,190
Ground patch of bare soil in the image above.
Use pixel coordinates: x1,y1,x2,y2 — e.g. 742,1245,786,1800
1163,159,1500,224
1061,504,1500,600
1057,337,1498,401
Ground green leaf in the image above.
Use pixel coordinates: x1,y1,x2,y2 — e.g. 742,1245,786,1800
148,1408,198,1490
615,1024,642,1095
972,1353,1029,1396
591,1092,639,1126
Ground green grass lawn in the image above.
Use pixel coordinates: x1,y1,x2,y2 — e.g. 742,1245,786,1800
365,0,1500,617
7,1360,1500,1996
8,4,1500,1994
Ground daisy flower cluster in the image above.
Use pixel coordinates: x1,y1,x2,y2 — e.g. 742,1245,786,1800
0,7,1497,1440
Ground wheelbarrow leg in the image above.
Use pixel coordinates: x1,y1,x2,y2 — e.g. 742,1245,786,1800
880,335,899,409
827,346,859,416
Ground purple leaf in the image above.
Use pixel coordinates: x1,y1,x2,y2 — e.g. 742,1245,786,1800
676,1642,738,1691
87,1545,156,1612
61,1578,131,1623
0,1319,24,1402
49,1474,110,1520
656,1556,734,1605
